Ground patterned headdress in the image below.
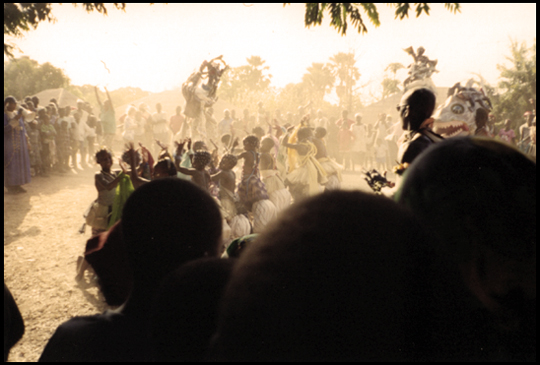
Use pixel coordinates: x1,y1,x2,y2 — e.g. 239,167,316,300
220,154,238,168
193,151,212,167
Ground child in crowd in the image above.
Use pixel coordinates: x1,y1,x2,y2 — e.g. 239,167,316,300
259,137,291,212
56,120,71,173
27,121,42,177
237,135,277,233
374,137,388,172
86,115,98,165
176,148,212,191
313,127,343,191
212,154,251,245
40,114,57,177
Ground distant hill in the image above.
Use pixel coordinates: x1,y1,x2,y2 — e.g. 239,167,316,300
114,88,240,122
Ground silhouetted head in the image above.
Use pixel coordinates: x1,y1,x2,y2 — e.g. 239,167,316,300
219,154,237,170
4,96,17,111
243,135,259,151
297,127,313,141
121,178,222,286
396,137,536,341
150,258,236,362
192,151,212,170
398,88,436,131
473,108,488,130
260,137,275,153
153,158,177,179
212,191,436,361
315,127,327,139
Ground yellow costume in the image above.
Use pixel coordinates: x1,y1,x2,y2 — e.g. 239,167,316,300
286,141,328,196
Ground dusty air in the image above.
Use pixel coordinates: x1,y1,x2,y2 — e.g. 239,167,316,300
4,3,536,362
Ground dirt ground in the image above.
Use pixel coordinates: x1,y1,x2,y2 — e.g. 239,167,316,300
4,164,375,362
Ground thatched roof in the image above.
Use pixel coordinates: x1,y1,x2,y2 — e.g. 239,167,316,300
361,86,449,124
32,88,84,109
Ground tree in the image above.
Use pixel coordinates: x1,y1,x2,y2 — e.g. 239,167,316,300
295,3,461,36
301,62,335,105
381,62,405,99
4,56,71,100
4,3,127,57
328,52,361,110
492,39,536,128
218,56,272,107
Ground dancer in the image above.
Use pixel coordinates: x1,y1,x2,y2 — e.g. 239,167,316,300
176,141,212,191
259,137,291,212
313,127,343,191
211,154,251,243
237,135,277,233
283,127,327,201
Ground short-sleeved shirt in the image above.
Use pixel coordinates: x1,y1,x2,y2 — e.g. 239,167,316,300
350,124,367,152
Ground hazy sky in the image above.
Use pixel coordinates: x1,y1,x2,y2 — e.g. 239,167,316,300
6,3,536,100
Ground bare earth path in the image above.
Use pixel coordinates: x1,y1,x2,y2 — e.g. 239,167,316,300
4,167,107,362
4,165,374,362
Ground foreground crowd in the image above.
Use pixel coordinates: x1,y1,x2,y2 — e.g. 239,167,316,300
4,88,536,361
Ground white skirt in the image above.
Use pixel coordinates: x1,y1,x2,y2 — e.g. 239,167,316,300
252,199,277,233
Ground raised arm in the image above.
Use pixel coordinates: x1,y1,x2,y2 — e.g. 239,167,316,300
105,87,114,110
176,166,196,176
282,133,308,154
94,86,102,108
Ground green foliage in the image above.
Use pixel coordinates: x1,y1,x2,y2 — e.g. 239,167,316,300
328,52,361,109
301,62,335,104
218,52,364,120
218,56,272,107
4,3,127,57
4,56,150,111
380,62,405,100
4,56,70,100
294,3,460,36
491,39,536,129
381,78,401,99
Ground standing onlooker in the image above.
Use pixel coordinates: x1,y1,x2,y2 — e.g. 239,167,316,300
27,121,42,176
4,97,32,193
474,108,493,138
218,109,233,137
152,103,169,150
497,119,516,145
40,114,57,177
70,109,90,169
169,106,184,138
94,86,116,151
374,137,388,172
350,113,367,170
56,119,71,172
337,120,354,170
86,115,98,165
518,111,533,153
336,110,354,130
139,103,153,147
122,106,138,144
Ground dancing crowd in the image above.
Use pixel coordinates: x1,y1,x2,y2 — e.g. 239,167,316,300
4,87,536,361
